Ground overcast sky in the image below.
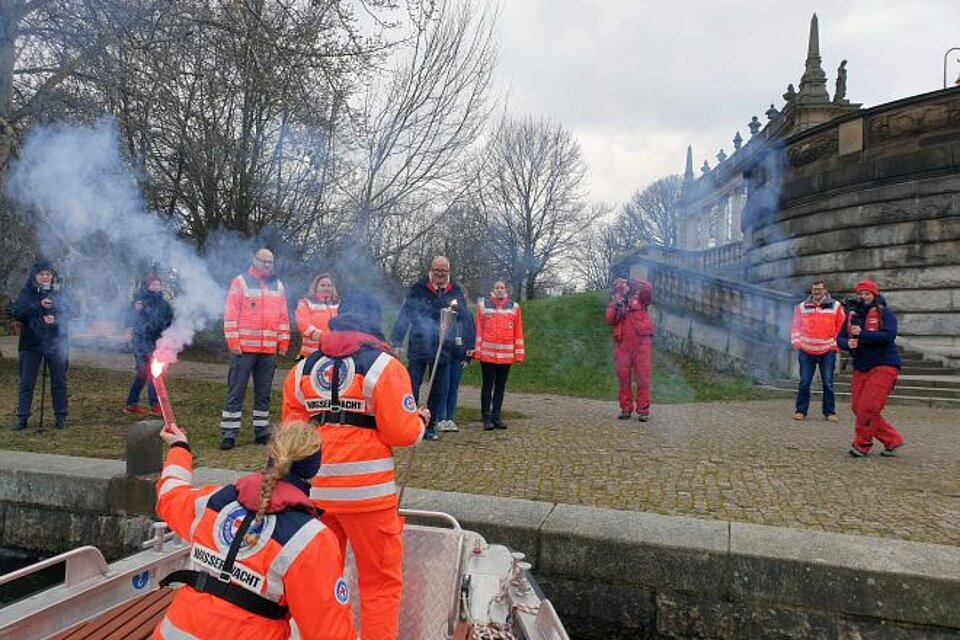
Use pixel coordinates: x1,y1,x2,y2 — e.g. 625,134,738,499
490,0,959,206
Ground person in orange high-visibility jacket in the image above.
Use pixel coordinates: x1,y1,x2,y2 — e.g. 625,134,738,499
282,291,428,640
605,277,654,422
790,280,846,421
296,273,340,358
475,281,524,431
153,421,355,640
221,248,291,450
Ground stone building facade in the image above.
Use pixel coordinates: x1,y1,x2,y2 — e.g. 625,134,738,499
617,15,960,380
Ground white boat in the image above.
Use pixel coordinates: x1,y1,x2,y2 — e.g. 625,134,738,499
0,509,569,640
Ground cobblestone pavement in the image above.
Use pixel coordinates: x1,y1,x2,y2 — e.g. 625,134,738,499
3,338,958,547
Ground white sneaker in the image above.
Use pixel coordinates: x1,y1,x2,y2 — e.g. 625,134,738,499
437,420,459,432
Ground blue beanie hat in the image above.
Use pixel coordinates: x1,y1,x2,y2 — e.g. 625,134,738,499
329,291,385,339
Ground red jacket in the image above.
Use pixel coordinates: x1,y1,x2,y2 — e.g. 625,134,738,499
295,297,339,357
605,280,654,343
154,446,355,640
282,331,424,514
790,296,845,355
223,267,290,355
475,295,525,364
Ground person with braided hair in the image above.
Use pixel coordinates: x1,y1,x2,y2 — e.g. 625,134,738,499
154,422,355,640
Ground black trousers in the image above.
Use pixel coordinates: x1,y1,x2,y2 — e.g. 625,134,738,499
480,363,511,417
17,350,68,422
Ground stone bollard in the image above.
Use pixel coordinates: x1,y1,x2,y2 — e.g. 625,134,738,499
127,420,164,477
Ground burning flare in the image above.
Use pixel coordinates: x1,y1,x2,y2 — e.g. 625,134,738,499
150,356,179,431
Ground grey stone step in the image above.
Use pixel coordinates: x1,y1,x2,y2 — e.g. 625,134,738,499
834,382,960,399
815,390,960,409
898,359,945,369
836,374,960,389
838,363,954,376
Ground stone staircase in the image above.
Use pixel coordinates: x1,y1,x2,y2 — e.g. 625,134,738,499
774,348,960,409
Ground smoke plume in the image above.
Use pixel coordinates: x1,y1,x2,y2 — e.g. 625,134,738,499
5,118,225,362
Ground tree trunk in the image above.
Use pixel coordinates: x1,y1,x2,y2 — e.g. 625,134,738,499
0,1,20,174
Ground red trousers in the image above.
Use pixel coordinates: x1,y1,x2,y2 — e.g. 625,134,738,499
614,336,652,414
321,508,405,640
850,365,904,453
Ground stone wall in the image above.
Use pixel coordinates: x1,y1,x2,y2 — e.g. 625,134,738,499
741,87,960,356
1,451,958,638
622,250,797,381
0,453,155,560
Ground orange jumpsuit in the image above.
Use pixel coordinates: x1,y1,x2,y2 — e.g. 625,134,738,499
296,297,339,357
282,330,424,640
154,445,355,640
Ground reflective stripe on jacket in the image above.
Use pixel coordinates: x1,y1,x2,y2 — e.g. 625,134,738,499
790,297,845,355
223,268,290,355
475,296,525,364
281,332,424,513
295,298,339,357
154,447,355,640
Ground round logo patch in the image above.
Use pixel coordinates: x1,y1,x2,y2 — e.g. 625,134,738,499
214,505,270,557
402,394,417,413
311,357,355,396
334,577,350,604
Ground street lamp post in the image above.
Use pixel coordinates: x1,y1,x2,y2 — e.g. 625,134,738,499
944,47,960,89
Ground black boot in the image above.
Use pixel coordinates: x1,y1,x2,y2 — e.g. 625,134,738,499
491,414,508,430
55,416,67,430
12,418,27,431
482,413,494,431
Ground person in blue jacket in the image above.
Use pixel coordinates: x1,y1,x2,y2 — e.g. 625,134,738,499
390,256,475,441
123,274,173,414
10,261,71,430
836,279,904,457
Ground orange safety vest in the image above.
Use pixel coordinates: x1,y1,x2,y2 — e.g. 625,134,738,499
154,446,355,640
282,331,424,514
295,297,339,357
790,297,845,355
223,268,290,355
475,296,525,364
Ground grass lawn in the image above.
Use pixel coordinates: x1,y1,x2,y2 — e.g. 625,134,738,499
459,291,774,403
0,359,513,468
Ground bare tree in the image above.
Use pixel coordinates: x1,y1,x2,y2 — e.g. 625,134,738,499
617,174,683,248
344,0,497,271
571,203,620,291
475,115,589,300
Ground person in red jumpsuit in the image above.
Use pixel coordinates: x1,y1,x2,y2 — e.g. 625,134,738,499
605,277,654,422
154,421,355,640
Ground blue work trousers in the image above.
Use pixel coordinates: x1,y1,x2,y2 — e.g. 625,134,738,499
408,359,450,426
796,350,837,417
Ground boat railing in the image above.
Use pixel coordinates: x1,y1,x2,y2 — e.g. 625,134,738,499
0,546,108,590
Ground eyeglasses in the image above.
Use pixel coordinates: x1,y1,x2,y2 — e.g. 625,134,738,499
431,268,449,274
255,258,274,265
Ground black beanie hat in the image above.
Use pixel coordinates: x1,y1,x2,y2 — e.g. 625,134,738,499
329,291,384,339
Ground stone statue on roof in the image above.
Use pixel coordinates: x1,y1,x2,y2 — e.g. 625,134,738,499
834,59,848,104
783,84,797,103
766,104,780,121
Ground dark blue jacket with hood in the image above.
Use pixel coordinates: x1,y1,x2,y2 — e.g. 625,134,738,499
11,261,71,356
390,278,475,364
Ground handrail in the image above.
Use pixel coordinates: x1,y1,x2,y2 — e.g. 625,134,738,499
0,546,108,589
399,509,462,532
